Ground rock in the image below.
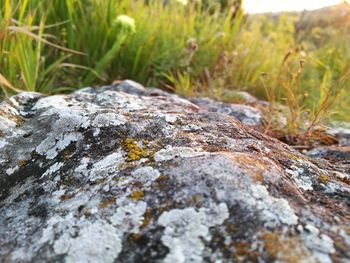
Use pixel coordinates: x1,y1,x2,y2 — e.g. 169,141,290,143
190,97,263,127
0,80,349,263
307,146,350,163
327,125,350,146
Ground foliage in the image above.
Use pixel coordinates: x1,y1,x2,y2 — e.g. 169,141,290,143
0,0,349,132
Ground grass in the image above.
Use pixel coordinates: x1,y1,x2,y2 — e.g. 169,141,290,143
0,0,349,143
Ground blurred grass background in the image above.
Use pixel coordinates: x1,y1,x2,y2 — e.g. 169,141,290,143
0,0,349,127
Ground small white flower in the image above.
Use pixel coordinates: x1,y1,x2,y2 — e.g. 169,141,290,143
175,0,188,5
114,15,136,33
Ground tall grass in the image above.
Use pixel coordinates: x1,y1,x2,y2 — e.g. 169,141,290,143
0,0,349,126
0,0,87,95
39,0,242,87
198,12,350,124
0,0,242,94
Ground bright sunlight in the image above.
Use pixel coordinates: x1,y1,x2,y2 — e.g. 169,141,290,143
243,0,343,13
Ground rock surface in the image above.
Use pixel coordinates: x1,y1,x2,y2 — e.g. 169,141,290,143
0,80,350,263
190,97,263,127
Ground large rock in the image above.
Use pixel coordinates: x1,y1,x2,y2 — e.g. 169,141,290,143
190,97,263,127
0,80,349,263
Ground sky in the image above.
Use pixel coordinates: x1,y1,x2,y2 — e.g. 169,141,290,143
243,0,344,14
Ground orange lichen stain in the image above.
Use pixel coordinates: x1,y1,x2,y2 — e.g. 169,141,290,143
60,192,76,201
155,174,168,183
226,224,241,234
234,242,250,256
99,197,116,209
345,227,350,235
129,190,144,201
18,160,26,168
251,172,264,183
132,181,144,188
123,138,147,161
153,174,169,190
129,233,141,242
202,144,227,153
62,149,74,161
260,231,311,263
141,208,153,229
233,242,259,262
14,115,25,127
192,194,201,207
220,152,268,183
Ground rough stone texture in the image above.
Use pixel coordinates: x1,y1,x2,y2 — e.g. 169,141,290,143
328,125,350,146
191,97,263,127
0,80,350,263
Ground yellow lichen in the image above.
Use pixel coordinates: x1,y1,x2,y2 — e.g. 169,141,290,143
18,159,26,168
141,208,153,229
318,173,330,184
129,190,144,201
123,138,147,161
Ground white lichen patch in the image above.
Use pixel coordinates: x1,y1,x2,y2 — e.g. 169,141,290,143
33,95,70,111
63,220,121,263
91,113,127,128
0,114,17,130
131,166,161,185
41,162,64,178
6,165,19,175
154,146,205,162
158,203,229,263
110,201,147,233
53,109,88,133
301,224,335,263
250,185,298,227
0,139,7,149
182,124,201,132
36,132,83,159
165,114,177,124
74,157,91,175
89,151,124,182
286,165,313,191
96,91,144,111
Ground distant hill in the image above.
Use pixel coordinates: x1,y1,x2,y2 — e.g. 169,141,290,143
295,3,350,31
248,3,350,29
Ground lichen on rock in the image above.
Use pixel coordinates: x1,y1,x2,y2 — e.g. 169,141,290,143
0,80,349,262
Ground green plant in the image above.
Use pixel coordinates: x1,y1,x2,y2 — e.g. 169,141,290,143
84,15,136,84
0,0,82,95
260,51,348,146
